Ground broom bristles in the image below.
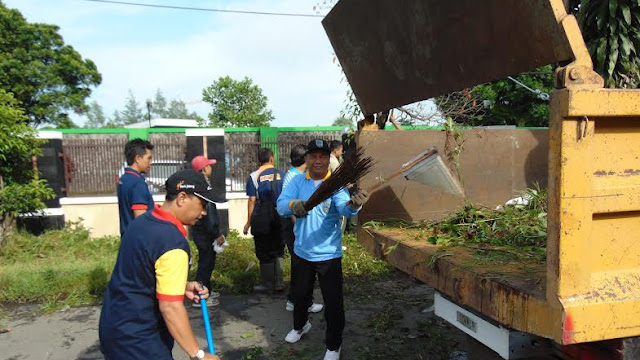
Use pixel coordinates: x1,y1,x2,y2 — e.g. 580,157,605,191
304,147,374,211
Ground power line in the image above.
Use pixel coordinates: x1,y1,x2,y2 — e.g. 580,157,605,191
81,0,324,18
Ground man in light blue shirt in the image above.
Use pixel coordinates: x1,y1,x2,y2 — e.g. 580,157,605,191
282,144,306,189
280,144,324,314
277,139,370,360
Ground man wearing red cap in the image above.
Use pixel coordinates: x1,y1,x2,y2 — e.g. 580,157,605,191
190,156,226,307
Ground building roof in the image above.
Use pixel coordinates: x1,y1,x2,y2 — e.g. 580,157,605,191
124,118,199,128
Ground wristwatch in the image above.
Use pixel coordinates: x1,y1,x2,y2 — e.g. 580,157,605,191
190,349,205,359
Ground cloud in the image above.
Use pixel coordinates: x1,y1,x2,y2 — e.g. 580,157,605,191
5,0,349,127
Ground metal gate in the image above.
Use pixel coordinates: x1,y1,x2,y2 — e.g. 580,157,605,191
62,136,127,195
226,133,342,193
63,134,187,196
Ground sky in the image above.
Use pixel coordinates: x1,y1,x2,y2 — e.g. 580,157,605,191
4,0,348,127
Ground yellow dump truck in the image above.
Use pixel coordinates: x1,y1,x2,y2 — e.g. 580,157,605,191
323,0,640,359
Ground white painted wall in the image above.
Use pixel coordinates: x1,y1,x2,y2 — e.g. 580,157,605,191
61,194,248,238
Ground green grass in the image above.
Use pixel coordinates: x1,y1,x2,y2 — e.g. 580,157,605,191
0,223,391,313
0,221,119,310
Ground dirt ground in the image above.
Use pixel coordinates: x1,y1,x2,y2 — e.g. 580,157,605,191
0,270,553,360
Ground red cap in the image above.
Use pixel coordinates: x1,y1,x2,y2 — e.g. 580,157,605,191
191,156,217,171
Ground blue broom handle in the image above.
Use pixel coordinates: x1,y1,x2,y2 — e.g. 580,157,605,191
197,282,215,355
200,297,215,354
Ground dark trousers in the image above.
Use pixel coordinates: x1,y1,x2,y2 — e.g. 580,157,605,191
253,220,284,264
193,232,217,292
280,217,297,302
293,256,344,351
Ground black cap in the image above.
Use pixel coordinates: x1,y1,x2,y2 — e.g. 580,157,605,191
165,169,215,204
305,139,330,155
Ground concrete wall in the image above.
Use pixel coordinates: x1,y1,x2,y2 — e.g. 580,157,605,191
358,129,548,223
61,194,248,238
227,194,250,237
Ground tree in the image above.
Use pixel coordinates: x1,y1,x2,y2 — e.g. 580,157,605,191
463,66,554,127
0,90,55,240
145,89,201,120
332,115,353,127
120,90,144,125
0,2,101,128
166,99,202,121
149,89,168,118
576,0,640,88
84,101,107,128
108,110,124,128
201,76,274,128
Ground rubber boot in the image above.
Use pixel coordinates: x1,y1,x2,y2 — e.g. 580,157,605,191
253,262,275,292
274,257,285,292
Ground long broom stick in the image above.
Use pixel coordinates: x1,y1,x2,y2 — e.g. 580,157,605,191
198,282,216,355
303,146,462,211
200,298,215,354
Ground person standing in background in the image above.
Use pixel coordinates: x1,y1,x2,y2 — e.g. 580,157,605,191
243,148,285,292
356,109,403,132
329,140,343,173
117,139,154,237
190,156,226,307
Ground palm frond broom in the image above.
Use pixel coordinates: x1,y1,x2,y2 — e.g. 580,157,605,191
304,147,375,211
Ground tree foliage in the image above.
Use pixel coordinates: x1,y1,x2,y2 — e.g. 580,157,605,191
120,90,144,125
332,115,353,127
576,0,640,88
84,101,108,129
0,90,55,240
464,66,554,127
84,89,201,128
148,90,201,121
201,76,274,128
0,2,101,128
150,89,169,118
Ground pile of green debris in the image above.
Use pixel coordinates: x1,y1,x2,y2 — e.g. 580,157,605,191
365,187,548,263
428,187,547,248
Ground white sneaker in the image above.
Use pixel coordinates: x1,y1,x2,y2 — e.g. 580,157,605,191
324,347,341,360
284,321,311,343
285,301,324,313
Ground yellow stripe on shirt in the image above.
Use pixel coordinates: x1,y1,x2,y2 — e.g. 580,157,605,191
154,249,189,301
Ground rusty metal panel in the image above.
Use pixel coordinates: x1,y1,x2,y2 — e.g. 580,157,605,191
358,227,558,339
358,129,548,223
226,132,260,192
62,134,128,195
322,0,573,115
547,88,640,344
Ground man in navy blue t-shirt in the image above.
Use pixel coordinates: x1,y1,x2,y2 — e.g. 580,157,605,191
243,147,284,292
117,139,155,236
100,169,220,360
